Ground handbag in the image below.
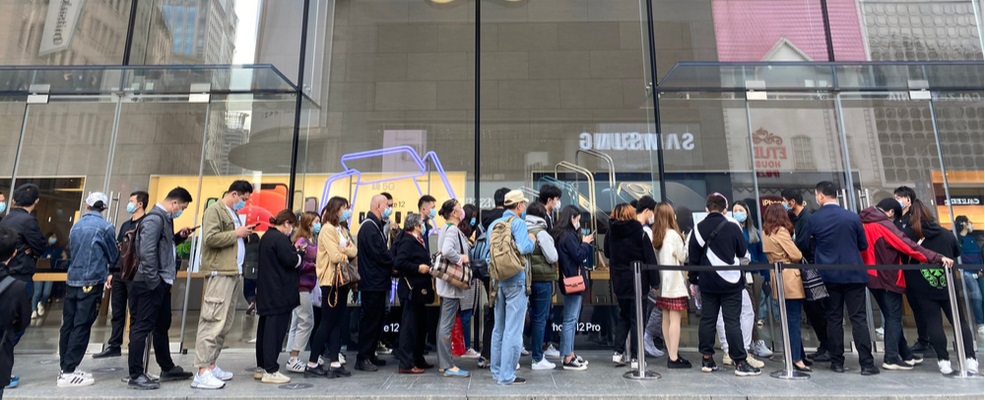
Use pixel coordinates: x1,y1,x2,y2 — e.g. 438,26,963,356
333,228,361,288
800,259,828,301
562,268,586,294
430,229,472,289
404,276,435,304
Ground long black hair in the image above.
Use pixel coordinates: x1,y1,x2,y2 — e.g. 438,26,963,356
551,205,583,242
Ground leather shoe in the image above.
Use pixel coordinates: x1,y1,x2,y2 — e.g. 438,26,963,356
355,359,379,372
159,366,193,382
128,374,160,390
830,364,846,373
808,351,831,362
860,365,880,376
93,347,121,359
399,367,425,374
370,358,387,367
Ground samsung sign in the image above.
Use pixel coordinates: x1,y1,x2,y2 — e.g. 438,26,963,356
39,0,86,56
578,132,695,152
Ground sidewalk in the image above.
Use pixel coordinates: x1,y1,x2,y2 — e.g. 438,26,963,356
3,350,982,399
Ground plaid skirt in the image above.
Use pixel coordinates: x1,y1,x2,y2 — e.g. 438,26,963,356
656,296,688,311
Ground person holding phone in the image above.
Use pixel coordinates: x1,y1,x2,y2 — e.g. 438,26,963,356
551,205,593,371
254,210,304,384
284,212,320,374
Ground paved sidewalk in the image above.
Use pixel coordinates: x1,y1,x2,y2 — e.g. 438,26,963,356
3,350,982,399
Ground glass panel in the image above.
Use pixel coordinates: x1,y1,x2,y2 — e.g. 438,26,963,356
858,0,985,61
0,0,131,65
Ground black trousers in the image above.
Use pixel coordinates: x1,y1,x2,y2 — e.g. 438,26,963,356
804,297,830,353
107,272,129,349
309,285,350,364
396,299,428,370
127,280,177,379
905,286,931,346
698,290,746,362
59,285,104,373
824,283,874,367
613,298,642,357
256,312,292,373
915,296,976,361
479,276,494,359
357,290,388,362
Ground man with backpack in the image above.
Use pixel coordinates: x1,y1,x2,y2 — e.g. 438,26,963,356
0,225,31,398
474,187,510,368
488,190,536,385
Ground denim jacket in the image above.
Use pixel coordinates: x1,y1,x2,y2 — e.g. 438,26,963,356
67,211,119,287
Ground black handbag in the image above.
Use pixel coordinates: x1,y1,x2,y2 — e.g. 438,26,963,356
800,259,829,301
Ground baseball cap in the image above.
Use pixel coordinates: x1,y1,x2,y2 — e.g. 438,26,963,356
86,192,109,211
504,190,527,207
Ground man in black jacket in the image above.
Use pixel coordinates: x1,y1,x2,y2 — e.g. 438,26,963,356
126,188,195,390
688,193,760,376
355,194,396,372
0,184,46,350
0,225,31,397
781,188,830,362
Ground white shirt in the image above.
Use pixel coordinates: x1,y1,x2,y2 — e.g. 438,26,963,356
225,205,245,274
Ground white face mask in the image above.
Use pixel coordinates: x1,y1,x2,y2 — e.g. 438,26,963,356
573,220,580,230
648,214,655,225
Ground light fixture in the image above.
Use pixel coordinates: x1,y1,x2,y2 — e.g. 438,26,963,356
428,0,455,3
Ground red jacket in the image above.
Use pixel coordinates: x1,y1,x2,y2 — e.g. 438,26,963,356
859,207,941,294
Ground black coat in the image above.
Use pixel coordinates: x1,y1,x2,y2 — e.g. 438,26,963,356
556,229,591,287
603,219,659,299
357,213,395,292
0,268,30,387
903,220,960,300
256,229,302,316
391,231,434,303
0,208,46,279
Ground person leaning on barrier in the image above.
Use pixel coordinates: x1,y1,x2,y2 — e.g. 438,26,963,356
900,200,978,375
761,203,808,372
393,212,434,374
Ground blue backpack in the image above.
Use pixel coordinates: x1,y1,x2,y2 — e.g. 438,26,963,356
470,224,490,279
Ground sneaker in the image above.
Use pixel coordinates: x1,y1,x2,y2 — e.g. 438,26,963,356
965,358,979,374
37,303,45,316
750,340,773,358
376,344,393,355
574,355,589,365
903,357,923,366
746,355,765,369
644,334,665,357
190,371,225,390
477,358,490,369
881,360,913,371
462,348,481,359
253,367,263,380
875,327,885,337
261,371,291,384
516,363,520,371
531,358,556,371
562,358,588,371
544,344,560,359
57,371,94,387
667,356,692,369
211,365,233,381
521,347,531,356
722,353,733,366
510,377,526,385
630,359,644,369
701,357,719,373
734,361,762,377
612,352,626,364
442,367,470,378
286,358,305,374
938,359,954,375
756,319,764,326
31,311,38,319
337,353,345,365
6,375,18,389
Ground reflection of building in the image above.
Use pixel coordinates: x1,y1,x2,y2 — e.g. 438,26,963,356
215,112,249,175
160,0,238,64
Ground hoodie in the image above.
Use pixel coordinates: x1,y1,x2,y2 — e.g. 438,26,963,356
903,219,960,300
859,207,940,294
603,219,659,299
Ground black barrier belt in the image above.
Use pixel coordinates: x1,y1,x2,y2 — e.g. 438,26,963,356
637,263,985,272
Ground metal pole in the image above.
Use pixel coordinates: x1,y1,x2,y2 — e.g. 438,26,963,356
178,100,212,351
770,262,809,380
944,265,973,378
624,261,659,380
744,97,777,350
287,0,312,210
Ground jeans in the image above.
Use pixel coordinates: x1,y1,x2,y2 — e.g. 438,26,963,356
127,280,177,379
459,309,474,349
59,285,103,373
699,290,746,362
491,271,528,385
825,283,874,367
870,288,914,364
785,299,806,362
107,272,129,348
438,297,462,370
962,271,984,326
31,281,52,312
561,293,583,357
528,281,553,362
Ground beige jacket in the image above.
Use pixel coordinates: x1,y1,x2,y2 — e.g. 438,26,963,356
200,201,241,275
316,223,358,287
762,228,804,299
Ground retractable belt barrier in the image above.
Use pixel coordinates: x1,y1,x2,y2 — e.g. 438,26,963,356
626,261,985,381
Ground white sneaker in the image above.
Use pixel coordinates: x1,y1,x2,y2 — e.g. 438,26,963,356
723,353,733,366
516,363,520,371
643,335,665,358
247,337,257,344
261,371,291,384
965,358,979,374
875,327,885,337
544,344,560,359
531,358,556,371
746,355,765,369
57,371,94,387
38,303,45,316
462,348,481,359
521,347,531,356
31,311,38,319
211,365,233,381
612,352,626,364
191,371,225,389
750,340,773,358
630,359,644,369
285,358,305,373
938,359,954,375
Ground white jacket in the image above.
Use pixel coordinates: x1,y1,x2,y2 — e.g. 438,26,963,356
657,229,689,298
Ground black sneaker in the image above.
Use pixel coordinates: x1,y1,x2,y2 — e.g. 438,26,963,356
355,359,378,372
159,366,193,382
370,358,387,367
562,358,588,371
304,365,327,378
882,360,913,371
668,357,692,369
909,342,930,354
127,374,160,390
511,377,526,385
734,361,762,377
701,357,718,373
329,366,352,378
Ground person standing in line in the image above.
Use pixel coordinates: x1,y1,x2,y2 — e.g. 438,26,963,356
634,196,667,359
652,202,691,369
954,216,983,333
0,185,46,341
892,186,933,357
419,195,438,254
355,194,395,372
435,199,472,378
127,188,196,390
781,188,830,363
305,197,356,379
0,225,31,398
254,210,304,384
31,232,64,320
525,202,559,371
284,212,321,374
193,180,255,389
761,204,810,372
552,205,592,371
732,200,775,360
537,184,562,231
393,213,434,375
381,192,400,249
808,181,877,376
93,191,148,359
476,187,511,368
56,193,119,387
458,203,482,359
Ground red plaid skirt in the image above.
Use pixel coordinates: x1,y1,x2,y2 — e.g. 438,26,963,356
656,296,688,311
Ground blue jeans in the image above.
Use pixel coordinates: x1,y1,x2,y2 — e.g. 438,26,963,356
963,271,984,326
460,309,474,349
491,271,528,385
32,281,53,312
870,288,914,364
785,299,806,362
561,293,583,357
758,285,780,322
529,281,553,362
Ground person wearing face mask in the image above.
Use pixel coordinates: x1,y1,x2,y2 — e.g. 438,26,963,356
538,184,562,231
892,186,934,357
283,212,321,374
94,191,149,359
955,216,983,333
781,188,831,363
731,200,775,361
355,194,397,372
126,187,196,389
0,225,31,398
551,205,593,371
457,203,481,359
418,195,437,253
0,191,6,220
634,196,666,358
193,180,255,389
393,213,434,374
524,202,559,371
435,199,472,378
381,192,400,249
254,210,305,384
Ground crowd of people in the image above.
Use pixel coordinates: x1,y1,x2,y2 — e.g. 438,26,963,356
0,179,981,395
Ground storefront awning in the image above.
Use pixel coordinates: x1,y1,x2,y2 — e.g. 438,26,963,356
657,61,984,93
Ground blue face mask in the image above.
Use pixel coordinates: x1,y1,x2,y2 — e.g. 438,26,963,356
382,207,393,219
782,202,792,212
173,209,183,219
233,199,246,211
733,211,747,223
0,202,6,214
313,222,322,234
580,228,591,236
469,217,476,227
428,208,437,220
341,209,352,222
897,200,906,210
126,202,138,214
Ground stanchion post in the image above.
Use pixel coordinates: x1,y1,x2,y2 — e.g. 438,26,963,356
943,264,973,378
623,261,659,380
770,262,809,380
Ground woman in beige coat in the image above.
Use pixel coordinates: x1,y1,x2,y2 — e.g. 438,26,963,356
761,203,809,372
652,203,691,369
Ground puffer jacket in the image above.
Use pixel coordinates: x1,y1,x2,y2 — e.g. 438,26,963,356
859,207,940,294
525,215,558,282
603,219,659,299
